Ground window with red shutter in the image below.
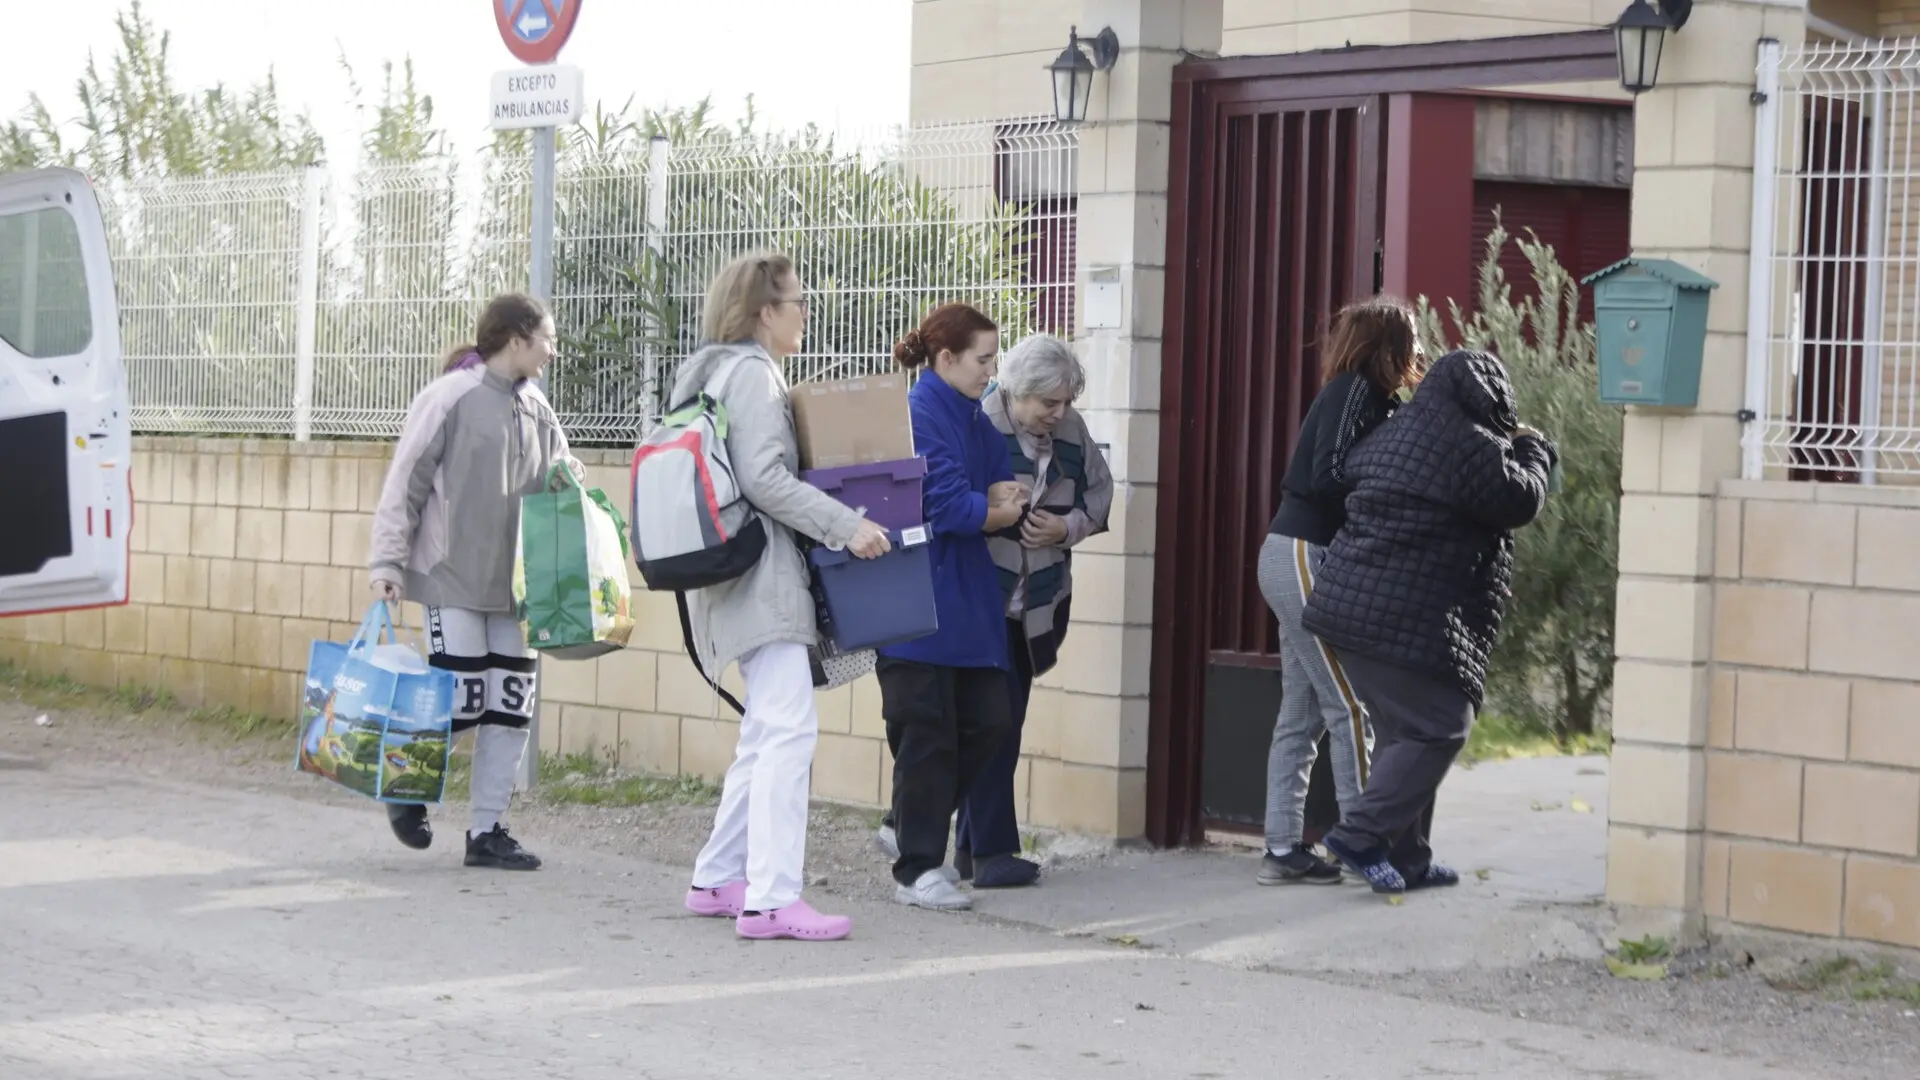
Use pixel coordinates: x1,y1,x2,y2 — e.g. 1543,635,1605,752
1468,181,1631,327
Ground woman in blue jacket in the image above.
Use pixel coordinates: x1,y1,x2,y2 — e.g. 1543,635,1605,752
879,301,1029,913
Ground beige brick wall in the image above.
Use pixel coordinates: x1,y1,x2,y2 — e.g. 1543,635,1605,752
1872,0,1920,482
910,0,1082,124
0,438,1143,839
1226,0,1615,53
1606,0,1809,946
1701,480,1920,951
909,0,1628,126
904,0,1212,839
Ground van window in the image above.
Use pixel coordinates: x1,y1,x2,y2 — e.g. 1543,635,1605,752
0,206,93,359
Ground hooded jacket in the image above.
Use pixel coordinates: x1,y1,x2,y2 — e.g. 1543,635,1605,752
878,372,1016,671
369,366,571,614
1301,349,1556,705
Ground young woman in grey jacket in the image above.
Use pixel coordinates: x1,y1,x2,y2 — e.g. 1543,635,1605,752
368,293,579,873
678,252,890,942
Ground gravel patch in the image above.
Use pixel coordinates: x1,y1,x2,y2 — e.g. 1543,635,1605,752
1307,928,1920,1079
0,690,1113,910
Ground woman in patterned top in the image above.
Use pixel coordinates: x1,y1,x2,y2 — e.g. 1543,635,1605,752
957,333,1112,889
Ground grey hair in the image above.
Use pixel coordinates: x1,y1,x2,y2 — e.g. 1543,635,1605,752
999,333,1086,401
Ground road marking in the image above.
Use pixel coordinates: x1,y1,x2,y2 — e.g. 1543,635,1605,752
0,838,264,890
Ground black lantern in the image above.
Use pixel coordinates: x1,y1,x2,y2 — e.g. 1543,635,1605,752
1614,0,1691,95
1049,25,1119,125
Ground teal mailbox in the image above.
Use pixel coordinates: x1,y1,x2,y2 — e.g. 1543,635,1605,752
1581,258,1719,407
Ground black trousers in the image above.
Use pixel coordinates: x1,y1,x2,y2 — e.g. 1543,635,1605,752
1324,650,1474,881
954,620,1033,859
876,656,1013,886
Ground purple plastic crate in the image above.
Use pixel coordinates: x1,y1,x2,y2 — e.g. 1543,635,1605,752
807,525,938,650
802,456,926,532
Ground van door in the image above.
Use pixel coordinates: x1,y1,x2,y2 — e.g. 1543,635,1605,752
0,167,132,616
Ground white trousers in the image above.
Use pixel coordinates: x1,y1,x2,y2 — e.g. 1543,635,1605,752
425,606,534,835
690,641,819,912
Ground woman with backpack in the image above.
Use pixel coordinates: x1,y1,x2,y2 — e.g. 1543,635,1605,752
368,292,581,873
879,302,1028,913
1256,296,1423,887
674,251,890,942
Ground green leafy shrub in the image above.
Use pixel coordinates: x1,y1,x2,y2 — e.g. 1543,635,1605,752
526,102,1042,432
1415,214,1623,740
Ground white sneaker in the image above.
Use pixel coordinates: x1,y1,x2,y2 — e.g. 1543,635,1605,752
877,825,960,881
895,869,972,911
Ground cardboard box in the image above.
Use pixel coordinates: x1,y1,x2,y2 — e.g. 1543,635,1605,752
790,373,914,470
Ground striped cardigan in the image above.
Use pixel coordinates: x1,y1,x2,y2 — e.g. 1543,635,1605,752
983,388,1114,676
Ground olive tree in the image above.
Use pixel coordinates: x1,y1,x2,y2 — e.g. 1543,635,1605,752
1416,215,1623,740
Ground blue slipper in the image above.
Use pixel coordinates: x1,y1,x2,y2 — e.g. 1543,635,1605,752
1404,864,1460,891
1322,834,1407,895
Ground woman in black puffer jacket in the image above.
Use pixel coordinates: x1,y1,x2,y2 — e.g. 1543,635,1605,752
1302,348,1555,895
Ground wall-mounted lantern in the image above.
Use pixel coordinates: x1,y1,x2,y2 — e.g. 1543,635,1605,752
1613,0,1692,95
1049,25,1120,125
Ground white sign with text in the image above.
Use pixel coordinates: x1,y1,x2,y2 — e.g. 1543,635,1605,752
489,65,586,131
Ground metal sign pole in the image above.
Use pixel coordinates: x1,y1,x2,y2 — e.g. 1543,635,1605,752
494,0,582,795
518,124,559,794
531,127,558,303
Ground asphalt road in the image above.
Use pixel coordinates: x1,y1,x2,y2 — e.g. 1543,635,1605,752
0,756,1824,1080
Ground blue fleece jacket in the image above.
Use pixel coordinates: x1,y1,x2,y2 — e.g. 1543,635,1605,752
879,373,1014,671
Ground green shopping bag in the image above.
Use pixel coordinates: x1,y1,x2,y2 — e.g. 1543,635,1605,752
514,463,636,660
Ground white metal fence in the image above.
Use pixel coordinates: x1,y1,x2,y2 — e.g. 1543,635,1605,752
1748,38,1920,482
108,119,1080,445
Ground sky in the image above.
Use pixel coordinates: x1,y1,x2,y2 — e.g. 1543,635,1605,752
0,0,914,163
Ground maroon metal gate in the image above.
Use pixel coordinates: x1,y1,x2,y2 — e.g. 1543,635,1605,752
1149,32,1621,846
1190,98,1380,832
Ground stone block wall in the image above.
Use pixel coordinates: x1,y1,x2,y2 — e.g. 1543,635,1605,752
908,0,1628,127
1604,0,1808,943
0,438,1144,838
1697,480,1920,950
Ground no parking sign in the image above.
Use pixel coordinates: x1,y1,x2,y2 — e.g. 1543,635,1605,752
494,0,582,64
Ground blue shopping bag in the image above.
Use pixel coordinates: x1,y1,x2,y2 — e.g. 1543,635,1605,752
296,603,455,805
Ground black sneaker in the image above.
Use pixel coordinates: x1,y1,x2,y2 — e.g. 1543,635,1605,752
388,804,432,851
464,825,542,871
1256,843,1341,886
972,853,1041,889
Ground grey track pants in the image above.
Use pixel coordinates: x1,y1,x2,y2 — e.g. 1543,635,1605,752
1256,533,1372,853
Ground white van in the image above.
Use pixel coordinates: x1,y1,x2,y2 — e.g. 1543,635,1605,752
0,168,132,616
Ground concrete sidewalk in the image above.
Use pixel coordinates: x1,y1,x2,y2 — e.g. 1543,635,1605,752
0,751,1818,1080
991,755,1615,975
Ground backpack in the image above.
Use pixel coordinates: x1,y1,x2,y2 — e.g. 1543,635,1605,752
629,354,768,591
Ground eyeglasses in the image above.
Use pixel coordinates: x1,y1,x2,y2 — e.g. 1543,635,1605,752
773,293,810,313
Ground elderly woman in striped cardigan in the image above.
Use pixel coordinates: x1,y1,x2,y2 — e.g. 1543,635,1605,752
951,332,1114,888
